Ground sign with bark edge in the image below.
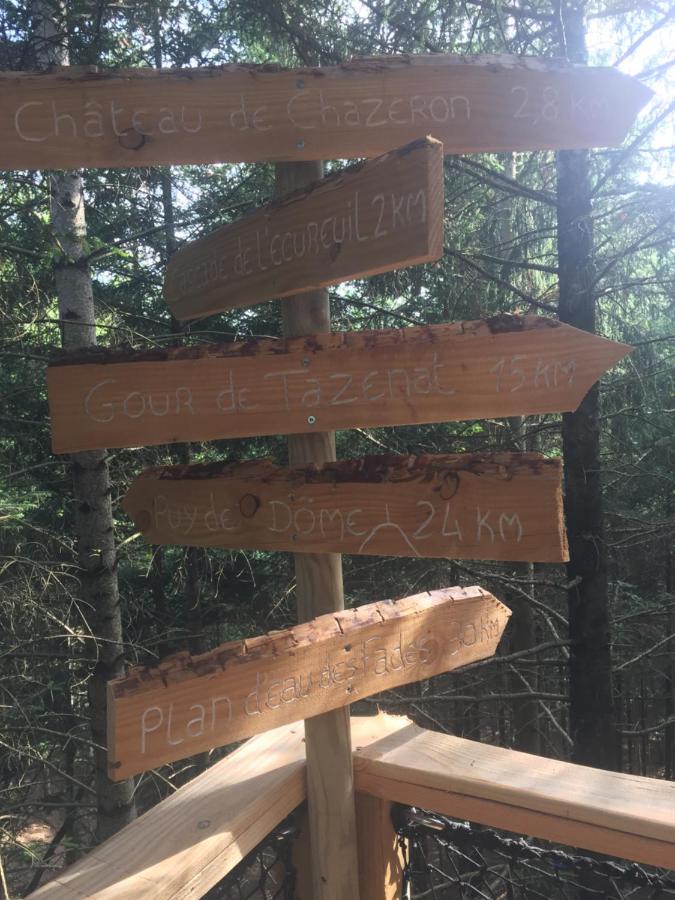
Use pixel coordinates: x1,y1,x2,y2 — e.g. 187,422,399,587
107,585,511,780
0,56,652,170
164,137,444,320
47,315,631,454
122,452,568,564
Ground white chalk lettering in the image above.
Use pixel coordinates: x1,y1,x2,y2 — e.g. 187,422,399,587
491,355,577,393
140,706,163,753
166,704,184,746
413,500,435,540
476,507,495,543
83,381,195,423
14,101,48,142
185,704,205,738
210,695,232,728
84,379,116,423
15,100,204,142
499,512,523,543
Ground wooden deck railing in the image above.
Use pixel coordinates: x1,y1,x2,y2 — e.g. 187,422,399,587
30,714,675,899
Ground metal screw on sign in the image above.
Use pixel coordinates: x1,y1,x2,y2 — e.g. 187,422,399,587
307,415,316,425
197,820,211,830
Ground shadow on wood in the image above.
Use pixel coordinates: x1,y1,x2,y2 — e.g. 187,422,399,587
29,714,675,897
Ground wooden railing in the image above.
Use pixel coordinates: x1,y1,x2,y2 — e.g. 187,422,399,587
30,714,675,898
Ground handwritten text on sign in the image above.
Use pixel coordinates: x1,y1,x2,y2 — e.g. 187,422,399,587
107,586,511,779
46,316,630,453
0,57,652,169
164,137,443,319
122,453,568,564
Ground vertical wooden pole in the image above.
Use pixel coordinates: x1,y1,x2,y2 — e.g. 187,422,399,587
356,795,405,900
275,161,360,900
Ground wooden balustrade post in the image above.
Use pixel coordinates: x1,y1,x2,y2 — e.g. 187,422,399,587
275,160,360,900
356,795,405,900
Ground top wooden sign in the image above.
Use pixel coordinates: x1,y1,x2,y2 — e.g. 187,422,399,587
0,55,652,170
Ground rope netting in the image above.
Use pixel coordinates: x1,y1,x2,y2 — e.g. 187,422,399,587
197,805,675,899
395,807,675,900
203,817,298,899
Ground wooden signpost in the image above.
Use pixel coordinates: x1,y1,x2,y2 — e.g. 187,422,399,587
164,137,443,320
275,156,360,900
47,315,630,454
21,43,653,900
107,585,510,780
0,56,652,170
122,452,568,564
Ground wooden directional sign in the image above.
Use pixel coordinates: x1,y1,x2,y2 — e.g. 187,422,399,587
0,56,652,170
107,585,510,779
47,315,630,454
164,137,443,320
122,452,568,564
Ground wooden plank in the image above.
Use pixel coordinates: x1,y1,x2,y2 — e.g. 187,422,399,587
356,796,405,900
290,806,313,900
29,714,675,897
164,137,444,320
275,156,360,900
122,452,568,563
0,57,652,170
29,721,308,899
29,715,410,899
352,717,675,871
47,315,631,454
107,586,510,780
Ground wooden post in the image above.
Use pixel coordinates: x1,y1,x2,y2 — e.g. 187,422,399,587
275,160,361,900
355,795,405,900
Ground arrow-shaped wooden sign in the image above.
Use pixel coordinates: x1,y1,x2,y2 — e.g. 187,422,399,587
47,316,630,454
107,585,510,779
122,452,568,564
164,136,444,320
0,56,651,171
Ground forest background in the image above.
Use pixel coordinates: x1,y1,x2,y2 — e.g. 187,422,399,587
0,0,673,894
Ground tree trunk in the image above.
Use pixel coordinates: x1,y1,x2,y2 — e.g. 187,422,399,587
500,158,539,752
506,419,540,754
556,1,616,770
32,1,136,841
664,453,674,780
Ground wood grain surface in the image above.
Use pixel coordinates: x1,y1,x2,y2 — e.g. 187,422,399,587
107,586,510,779
122,452,568,563
164,137,444,319
0,56,652,170
29,717,411,900
275,155,361,900
47,315,631,454
353,717,675,870
29,714,675,897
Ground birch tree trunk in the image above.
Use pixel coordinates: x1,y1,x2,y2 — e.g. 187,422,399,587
33,0,136,841
556,1,617,771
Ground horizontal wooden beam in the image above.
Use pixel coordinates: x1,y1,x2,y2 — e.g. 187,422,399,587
352,717,675,870
29,722,307,899
122,452,568,563
164,137,444,320
46,315,630,454
107,587,510,780
0,56,653,170
29,714,675,896
30,716,409,898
